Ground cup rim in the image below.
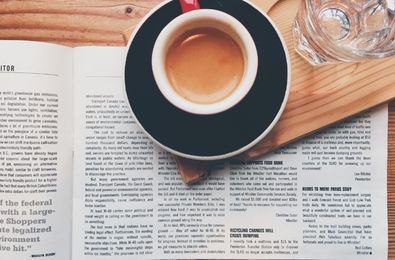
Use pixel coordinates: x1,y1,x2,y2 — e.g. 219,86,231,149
151,9,258,115
123,0,291,161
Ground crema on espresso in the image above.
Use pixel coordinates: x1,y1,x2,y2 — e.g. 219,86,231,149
165,27,244,104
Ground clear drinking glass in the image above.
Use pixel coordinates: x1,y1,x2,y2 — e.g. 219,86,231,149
293,0,395,65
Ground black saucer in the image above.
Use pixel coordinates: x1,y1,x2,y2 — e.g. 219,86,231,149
124,0,289,159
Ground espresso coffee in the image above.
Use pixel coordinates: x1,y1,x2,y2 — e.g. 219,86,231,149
165,27,244,104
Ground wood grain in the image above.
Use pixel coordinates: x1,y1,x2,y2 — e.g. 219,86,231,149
0,0,393,258
0,0,161,46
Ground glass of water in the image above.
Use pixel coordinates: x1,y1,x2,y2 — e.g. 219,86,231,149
293,0,395,65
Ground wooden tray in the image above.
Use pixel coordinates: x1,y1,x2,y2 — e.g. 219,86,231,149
170,0,395,184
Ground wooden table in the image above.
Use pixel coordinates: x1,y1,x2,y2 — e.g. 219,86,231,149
0,0,393,258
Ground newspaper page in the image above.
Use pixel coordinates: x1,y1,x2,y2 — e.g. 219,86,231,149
72,47,388,260
0,41,74,260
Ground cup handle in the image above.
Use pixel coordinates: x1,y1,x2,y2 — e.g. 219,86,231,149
179,0,200,13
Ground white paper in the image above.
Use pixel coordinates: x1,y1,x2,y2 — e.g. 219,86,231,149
71,46,388,260
0,41,74,260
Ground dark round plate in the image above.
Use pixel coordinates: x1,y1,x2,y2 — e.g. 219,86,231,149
124,0,290,160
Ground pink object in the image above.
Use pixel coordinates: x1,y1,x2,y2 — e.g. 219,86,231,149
179,0,200,13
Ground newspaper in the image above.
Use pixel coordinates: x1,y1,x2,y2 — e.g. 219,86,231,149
72,47,388,260
0,42,388,260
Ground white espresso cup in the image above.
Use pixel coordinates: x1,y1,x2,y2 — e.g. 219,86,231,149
151,9,258,115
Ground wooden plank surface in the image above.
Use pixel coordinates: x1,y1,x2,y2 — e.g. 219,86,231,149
0,0,393,258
